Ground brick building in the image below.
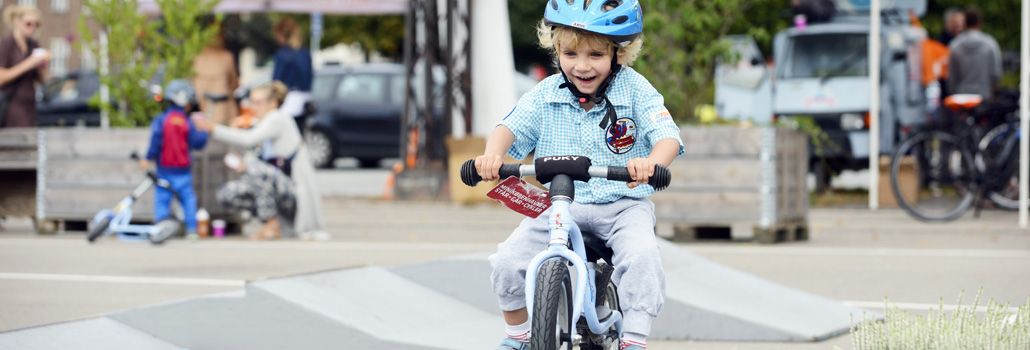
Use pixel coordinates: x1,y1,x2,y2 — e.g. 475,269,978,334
1,0,93,77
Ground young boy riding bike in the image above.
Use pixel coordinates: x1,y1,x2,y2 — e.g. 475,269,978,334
474,1,683,349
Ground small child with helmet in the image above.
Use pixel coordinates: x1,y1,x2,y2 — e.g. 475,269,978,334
474,1,683,349
142,79,210,239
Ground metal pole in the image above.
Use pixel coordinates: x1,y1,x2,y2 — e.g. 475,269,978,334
99,31,110,129
868,0,881,210
1020,0,1029,227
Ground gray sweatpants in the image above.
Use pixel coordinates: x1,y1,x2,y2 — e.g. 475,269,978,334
489,197,665,336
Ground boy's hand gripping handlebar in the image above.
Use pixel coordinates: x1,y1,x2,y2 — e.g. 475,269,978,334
459,156,671,191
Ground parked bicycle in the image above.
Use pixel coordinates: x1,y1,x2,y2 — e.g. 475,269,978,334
890,94,1020,222
460,156,670,349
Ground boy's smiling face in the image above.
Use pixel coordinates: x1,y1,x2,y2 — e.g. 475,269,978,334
557,39,613,96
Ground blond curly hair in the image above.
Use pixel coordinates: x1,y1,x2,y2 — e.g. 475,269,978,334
536,19,643,66
3,4,41,31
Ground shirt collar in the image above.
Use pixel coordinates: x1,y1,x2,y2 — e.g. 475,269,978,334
542,67,634,108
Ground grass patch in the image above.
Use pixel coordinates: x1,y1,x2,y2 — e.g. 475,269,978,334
851,291,1030,349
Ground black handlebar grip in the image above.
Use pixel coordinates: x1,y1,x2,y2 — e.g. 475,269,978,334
606,166,633,182
460,159,481,187
650,164,671,191
498,164,523,180
606,164,672,191
460,160,524,187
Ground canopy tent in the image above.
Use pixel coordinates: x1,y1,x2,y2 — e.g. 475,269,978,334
137,0,407,15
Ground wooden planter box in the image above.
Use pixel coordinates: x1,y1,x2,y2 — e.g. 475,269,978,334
652,126,809,243
35,128,237,229
0,128,38,218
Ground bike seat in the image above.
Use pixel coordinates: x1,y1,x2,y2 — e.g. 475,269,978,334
582,232,614,264
943,94,984,112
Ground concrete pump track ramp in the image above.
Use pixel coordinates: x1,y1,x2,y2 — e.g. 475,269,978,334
0,239,866,349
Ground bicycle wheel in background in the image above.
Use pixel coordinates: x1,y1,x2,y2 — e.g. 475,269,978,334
976,122,1021,210
148,219,183,245
531,258,573,350
891,131,976,222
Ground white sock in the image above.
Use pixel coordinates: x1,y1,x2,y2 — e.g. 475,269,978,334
506,320,531,343
621,332,647,349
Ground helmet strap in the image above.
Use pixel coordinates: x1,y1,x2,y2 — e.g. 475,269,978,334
557,49,622,130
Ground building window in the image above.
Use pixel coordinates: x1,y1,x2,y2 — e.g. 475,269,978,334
80,45,96,71
50,38,70,77
52,0,69,13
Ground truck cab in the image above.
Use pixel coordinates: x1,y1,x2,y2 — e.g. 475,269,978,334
717,0,928,189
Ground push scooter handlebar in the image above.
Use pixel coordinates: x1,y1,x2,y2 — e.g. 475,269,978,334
129,151,168,187
460,158,671,191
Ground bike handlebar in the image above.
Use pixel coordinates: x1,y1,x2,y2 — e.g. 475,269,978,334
460,159,671,191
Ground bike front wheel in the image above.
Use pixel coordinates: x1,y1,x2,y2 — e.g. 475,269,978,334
531,258,573,350
86,213,112,243
891,131,976,222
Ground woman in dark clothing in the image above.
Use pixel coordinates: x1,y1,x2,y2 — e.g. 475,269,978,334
0,5,49,128
271,18,313,132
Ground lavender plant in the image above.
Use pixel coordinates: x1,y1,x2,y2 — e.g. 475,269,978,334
852,290,1030,349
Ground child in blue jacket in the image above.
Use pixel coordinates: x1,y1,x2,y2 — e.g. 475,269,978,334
143,79,209,239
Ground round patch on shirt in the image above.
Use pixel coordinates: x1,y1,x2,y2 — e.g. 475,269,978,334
605,117,637,154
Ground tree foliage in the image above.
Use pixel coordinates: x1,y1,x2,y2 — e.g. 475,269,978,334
273,14,405,62
635,0,787,123
79,0,219,127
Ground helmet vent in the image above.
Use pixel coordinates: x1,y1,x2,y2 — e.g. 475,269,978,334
612,15,628,24
603,0,621,11
550,0,558,11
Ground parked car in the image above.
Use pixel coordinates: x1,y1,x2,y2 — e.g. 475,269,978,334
305,63,538,168
37,70,102,127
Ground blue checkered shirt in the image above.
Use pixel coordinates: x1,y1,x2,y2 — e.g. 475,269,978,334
500,67,684,204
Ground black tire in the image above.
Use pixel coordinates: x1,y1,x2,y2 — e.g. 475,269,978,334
86,216,112,243
891,131,976,222
305,129,335,169
148,219,182,245
357,158,381,169
531,258,574,350
976,123,1020,210
581,263,621,350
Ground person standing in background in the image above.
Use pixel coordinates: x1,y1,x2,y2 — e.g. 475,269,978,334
193,29,239,125
271,18,313,134
0,5,49,128
948,7,1002,101
939,8,966,46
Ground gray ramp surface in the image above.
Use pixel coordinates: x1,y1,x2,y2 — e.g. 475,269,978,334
0,317,178,350
387,239,863,341
657,239,863,341
253,266,504,350
111,287,437,350
391,254,500,316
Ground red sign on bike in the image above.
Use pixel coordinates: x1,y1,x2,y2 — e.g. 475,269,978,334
488,177,552,218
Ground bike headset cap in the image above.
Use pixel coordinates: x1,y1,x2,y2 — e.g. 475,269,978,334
544,0,643,129
164,79,196,108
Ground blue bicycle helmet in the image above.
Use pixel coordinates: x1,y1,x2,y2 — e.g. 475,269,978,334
164,79,196,108
544,0,643,47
